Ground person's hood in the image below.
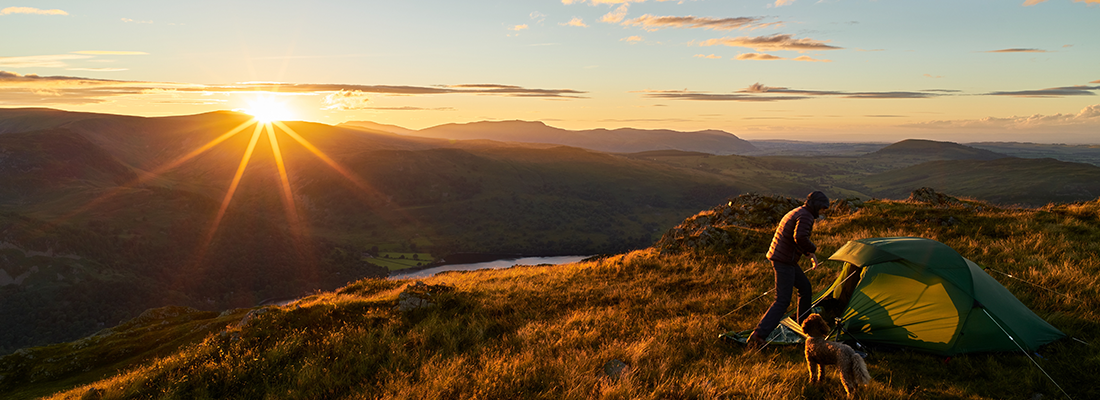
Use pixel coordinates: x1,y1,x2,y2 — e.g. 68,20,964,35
805,191,830,217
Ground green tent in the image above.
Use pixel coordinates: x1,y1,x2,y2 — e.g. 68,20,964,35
825,237,1065,356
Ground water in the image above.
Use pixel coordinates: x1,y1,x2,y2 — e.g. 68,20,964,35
388,255,590,279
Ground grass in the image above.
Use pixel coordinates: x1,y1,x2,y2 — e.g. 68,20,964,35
368,253,435,271
7,196,1100,399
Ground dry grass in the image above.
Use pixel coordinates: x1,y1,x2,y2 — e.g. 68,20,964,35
30,198,1100,399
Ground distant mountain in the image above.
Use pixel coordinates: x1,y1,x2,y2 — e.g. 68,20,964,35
0,108,747,354
401,120,758,155
340,120,417,136
866,139,1009,161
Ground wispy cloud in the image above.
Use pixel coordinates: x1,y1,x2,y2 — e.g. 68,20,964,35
636,82,947,102
0,55,92,68
66,68,129,72
773,0,797,7
322,90,370,110
694,54,722,59
1021,0,1099,5
621,36,644,42
735,53,831,62
924,74,944,79
602,4,629,23
1,6,68,16
0,71,589,106
563,0,653,4
623,15,770,31
698,34,841,52
985,48,1048,53
986,85,1100,97
72,51,149,55
902,104,1100,133
736,53,783,60
510,24,529,31
561,17,588,27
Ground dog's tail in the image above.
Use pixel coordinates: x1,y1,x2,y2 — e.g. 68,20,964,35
846,351,871,385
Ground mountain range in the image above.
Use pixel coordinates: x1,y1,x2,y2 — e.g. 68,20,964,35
1,108,1099,356
341,119,759,155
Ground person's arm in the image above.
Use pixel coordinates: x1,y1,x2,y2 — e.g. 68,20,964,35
793,211,817,256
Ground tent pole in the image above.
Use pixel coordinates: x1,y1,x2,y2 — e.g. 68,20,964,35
980,308,1071,399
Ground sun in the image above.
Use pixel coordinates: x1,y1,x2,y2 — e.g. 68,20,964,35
244,96,295,122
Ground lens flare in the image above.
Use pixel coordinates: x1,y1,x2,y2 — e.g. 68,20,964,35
245,96,295,122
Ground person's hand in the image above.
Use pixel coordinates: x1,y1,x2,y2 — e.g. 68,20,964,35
809,253,820,270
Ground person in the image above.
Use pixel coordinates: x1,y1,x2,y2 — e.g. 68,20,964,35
747,191,830,350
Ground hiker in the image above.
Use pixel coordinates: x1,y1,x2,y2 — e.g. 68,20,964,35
748,191,830,349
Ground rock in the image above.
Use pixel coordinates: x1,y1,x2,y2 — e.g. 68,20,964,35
80,387,105,400
907,187,962,207
395,281,455,312
237,307,275,327
603,359,630,380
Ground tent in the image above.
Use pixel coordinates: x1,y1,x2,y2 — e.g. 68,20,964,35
823,236,1065,356
720,237,1065,356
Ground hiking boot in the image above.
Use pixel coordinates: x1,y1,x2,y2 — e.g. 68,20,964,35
746,332,766,351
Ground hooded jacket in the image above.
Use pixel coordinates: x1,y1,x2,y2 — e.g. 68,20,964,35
766,191,829,264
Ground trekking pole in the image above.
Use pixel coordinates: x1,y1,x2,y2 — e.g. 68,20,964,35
720,290,772,320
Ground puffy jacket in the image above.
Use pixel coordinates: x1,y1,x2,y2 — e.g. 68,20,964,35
766,206,817,264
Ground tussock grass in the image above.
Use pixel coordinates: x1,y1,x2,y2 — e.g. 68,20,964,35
22,198,1100,399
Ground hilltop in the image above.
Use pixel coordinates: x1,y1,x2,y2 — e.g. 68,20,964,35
4,189,1097,399
865,139,1009,161
342,120,760,155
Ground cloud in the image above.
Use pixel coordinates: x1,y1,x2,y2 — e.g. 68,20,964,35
563,0,650,4
694,54,722,59
322,90,370,110
1021,0,1098,5
66,68,129,72
791,55,831,62
621,36,644,42
359,106,455,111
699,34,842,52
773,0,796,6
987,85,1100,97
736,53,783,60
602,4,630,23
72,51,149,55
1093,80,1100,84
901,104,1100,134
623,15,769,31
636,82,947,102
1,7,68,16
924,74,944,79
735,53,830,62
0,71,590,106
0,54,93,68
510,24,529,31
985,48,1048,53
561,17,588,27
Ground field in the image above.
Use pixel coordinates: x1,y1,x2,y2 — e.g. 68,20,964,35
5,193,1097,399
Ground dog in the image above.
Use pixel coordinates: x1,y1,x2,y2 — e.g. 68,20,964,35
801,313,871,398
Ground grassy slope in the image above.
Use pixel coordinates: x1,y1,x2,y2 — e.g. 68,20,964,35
7,195,1098,400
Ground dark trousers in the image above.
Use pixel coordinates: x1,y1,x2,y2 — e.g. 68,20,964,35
753,260,813,339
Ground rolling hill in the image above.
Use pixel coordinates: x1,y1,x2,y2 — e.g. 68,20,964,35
347,120,760,155
3,193,1096,399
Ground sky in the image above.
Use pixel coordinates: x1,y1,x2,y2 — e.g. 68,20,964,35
2,0,1098,143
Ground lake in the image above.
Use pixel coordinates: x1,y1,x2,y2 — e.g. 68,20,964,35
388,255,590,279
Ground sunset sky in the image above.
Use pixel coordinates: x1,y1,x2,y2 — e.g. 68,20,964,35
2,0,1098,143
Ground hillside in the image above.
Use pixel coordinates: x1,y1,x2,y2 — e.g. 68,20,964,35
0,110,755,354
397,120,759,155
4,191,1097,399
864,139,1009,161
864,157,1100,206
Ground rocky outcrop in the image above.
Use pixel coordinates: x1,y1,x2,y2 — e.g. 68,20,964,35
396,281,456,312
656,193,865,257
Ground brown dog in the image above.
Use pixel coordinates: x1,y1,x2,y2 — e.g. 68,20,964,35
801,314,871,398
